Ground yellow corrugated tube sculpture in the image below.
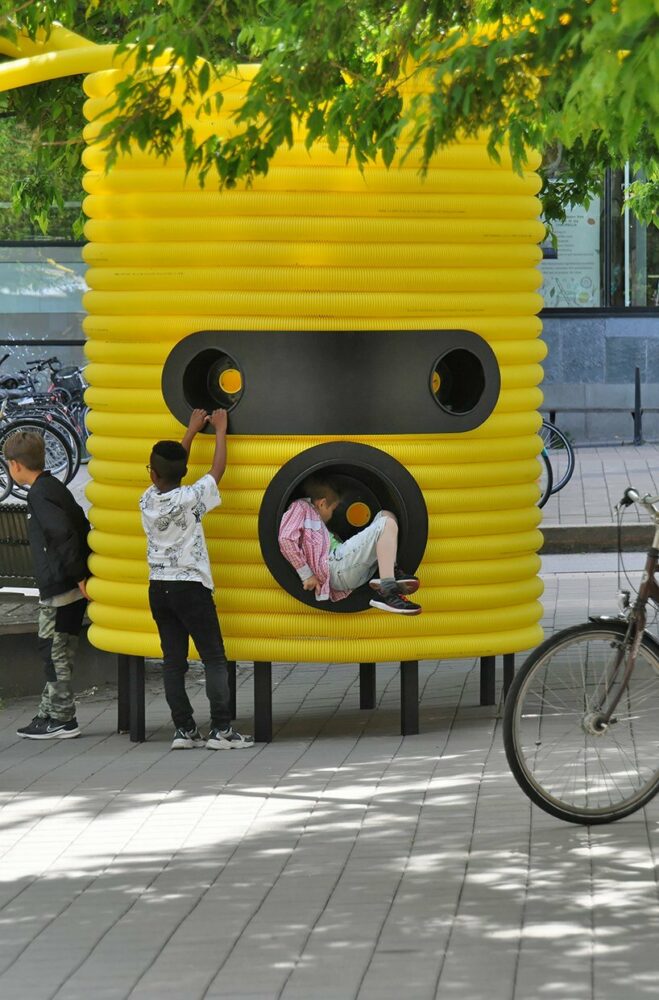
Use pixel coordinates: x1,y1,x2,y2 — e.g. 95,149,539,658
0,29,546,667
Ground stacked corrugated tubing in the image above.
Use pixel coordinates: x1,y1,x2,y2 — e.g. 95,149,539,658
47,45,542,663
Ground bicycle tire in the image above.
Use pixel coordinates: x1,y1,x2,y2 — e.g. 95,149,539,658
0,456,11,502
503,621,659,824
541,420,575,494
41,411,83,480
536,448,553,509
6,406,83,480
0,419,75,500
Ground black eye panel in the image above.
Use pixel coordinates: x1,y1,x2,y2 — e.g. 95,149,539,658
162,329,500,435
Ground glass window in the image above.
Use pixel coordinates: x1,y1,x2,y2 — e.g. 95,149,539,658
541,168,658,310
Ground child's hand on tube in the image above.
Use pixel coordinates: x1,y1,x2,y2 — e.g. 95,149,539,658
209,409,228,434
188,408,209,434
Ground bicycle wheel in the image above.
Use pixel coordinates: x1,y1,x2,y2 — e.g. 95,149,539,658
0,456,11,502
504,621,659,824
537,449,553,509
541,420,575,494
43,411,83,479
0,419,75,500
3,403,82,480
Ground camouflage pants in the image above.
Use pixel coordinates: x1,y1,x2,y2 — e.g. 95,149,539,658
37,599,86,722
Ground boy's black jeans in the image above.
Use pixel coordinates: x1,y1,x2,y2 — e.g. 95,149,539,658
148,580,231,731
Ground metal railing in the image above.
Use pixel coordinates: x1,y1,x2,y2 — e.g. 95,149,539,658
545,368,658,446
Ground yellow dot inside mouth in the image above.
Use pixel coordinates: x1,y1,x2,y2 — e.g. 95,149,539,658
432,371,441,394
346,501,371,527
219,368,242,394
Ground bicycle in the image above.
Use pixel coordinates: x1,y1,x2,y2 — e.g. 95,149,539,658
6,356,86,463
537,447,553,509
504,487,659,824
0,356,86,495
0,414,76,501
541,418,575,495
0,456,11,503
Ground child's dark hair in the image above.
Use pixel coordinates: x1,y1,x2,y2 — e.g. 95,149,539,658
302,474,342,505
3,430,45,471
150,440,187,483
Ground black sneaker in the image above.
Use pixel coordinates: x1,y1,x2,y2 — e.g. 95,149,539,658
369,589,422,615
171,726,206,750
369,567,420,595
17,716,80,739
206,726,255,750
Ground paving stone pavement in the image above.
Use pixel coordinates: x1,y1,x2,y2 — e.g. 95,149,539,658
2,549,659,1000
541,443,659,527
2,445,659,998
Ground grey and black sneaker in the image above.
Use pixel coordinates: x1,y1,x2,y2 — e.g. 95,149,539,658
17,716,80,739
206,726,255,750
369,588,422,615
171,726,206,750
369,567,420,595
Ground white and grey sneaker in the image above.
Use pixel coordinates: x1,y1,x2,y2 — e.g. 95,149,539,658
206,726,255,750
171,726,206,749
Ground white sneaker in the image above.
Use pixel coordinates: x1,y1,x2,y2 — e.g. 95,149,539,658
206,726,255,750
171,726,206,749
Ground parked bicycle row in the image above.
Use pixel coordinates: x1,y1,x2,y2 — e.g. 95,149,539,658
0,354,89,502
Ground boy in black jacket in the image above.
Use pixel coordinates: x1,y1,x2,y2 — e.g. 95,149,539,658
4,431,90,739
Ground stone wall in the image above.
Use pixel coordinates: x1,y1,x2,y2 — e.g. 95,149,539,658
541,312,659,443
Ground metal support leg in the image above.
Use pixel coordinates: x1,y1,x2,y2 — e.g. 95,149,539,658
128,655,146,743
254,661,272,742
503,653,515,699
400,660,419,736
117,654,130,733
227,660,237,720
359,662,376,709
480,655,496,706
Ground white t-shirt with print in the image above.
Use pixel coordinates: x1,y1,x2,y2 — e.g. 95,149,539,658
139,473,221,591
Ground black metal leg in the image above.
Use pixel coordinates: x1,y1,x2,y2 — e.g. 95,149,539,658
227,660,237,720
128,655,146,743
503,653,515,699
254,661,272,742
117,654,130,733
359,662,376,709
480,655,496,706
400,660,419,736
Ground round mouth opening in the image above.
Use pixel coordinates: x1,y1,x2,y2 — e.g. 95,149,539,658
430,348,486,415
258,442,428,614
181,348,244,414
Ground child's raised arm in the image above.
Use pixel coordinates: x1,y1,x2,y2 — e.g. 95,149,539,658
180,408,208,456
207,409,228,483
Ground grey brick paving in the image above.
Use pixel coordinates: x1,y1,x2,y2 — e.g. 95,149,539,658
2,446,659,998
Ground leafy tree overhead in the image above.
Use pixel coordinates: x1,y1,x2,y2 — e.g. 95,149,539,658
0,0,657,238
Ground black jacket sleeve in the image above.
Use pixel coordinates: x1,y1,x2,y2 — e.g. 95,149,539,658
29,488,90,584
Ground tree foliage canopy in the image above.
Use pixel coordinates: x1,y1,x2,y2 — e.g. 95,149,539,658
1,0,657,237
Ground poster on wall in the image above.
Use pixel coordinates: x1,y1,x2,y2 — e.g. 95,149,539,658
539,197,601,308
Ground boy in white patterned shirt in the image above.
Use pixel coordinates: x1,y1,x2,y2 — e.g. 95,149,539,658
140,408,253,751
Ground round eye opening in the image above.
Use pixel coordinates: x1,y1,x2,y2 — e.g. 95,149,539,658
181,348,245,415
430,348,486,415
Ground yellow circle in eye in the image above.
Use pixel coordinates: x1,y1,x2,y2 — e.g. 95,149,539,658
346,501,371,527
432,371,441,394
219,368,242,394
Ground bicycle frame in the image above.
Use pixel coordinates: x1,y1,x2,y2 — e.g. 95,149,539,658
590,494,659,730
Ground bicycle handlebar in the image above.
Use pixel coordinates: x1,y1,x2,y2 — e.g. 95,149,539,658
618,487,659,517
26,356,61,371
